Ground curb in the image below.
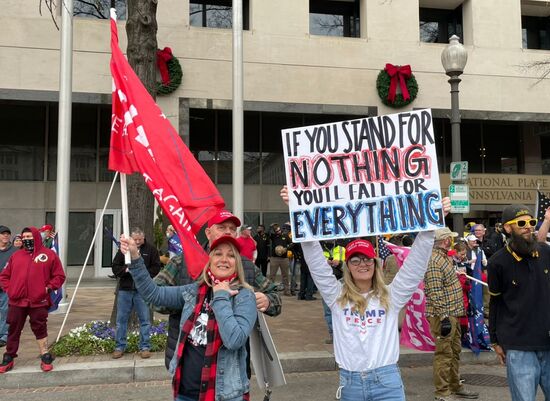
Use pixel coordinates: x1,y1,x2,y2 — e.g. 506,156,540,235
0,349,498,389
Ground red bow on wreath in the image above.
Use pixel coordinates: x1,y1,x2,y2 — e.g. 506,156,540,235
157,47,174,85
384,64,412,103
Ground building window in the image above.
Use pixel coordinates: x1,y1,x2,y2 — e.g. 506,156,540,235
46,212,95,266
190,109,360,186
73,0,126,19
522,16,550,50
48,104,98,182
0,102,46,181
419,6,463,43
190,0,249,30
309,0,360,38
434,118,521,174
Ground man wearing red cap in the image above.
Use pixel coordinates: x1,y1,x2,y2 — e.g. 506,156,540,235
39,225,55,249
153,209,282,372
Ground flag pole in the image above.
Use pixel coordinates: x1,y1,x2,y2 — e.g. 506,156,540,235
120,173,132,265
53,0,74,315
55,172,120,343
458,271,488,287
232,0,244,222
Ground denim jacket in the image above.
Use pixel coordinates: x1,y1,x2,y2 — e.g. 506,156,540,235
129,258,257,401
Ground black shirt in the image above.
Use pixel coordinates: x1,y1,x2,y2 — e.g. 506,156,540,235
254,233,269,260
488,243,550,351
179,292,211,398
269,232,291,257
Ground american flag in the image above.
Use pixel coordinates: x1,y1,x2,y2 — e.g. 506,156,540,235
377,236,392,260
48,233,63,313
536,190,550,227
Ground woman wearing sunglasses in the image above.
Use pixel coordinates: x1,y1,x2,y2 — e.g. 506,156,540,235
280,186,451,401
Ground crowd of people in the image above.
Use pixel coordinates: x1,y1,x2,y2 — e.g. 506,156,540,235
0,196,549,401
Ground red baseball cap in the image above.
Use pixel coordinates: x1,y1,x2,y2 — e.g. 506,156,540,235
345,239,376,261
207,210,241,228
39,224,53,232
210,235,242,253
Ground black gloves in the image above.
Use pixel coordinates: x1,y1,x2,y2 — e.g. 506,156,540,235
440,317,452,337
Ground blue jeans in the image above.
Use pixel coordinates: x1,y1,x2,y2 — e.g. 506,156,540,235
115,290,151,351
338,365,405,401
506,350,550,401
0,291,8,342
322,299,332,336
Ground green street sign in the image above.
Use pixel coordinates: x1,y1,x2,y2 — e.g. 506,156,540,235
450,161,468,181
449,184,470,213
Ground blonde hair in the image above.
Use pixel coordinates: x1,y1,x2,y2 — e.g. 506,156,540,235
337,258,390,314
198,242,253,290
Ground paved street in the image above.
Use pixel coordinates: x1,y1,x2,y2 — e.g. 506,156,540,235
0,363,546,401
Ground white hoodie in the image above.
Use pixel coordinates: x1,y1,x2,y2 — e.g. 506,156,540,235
301,230,435,372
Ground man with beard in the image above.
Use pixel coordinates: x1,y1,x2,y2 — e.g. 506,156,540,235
488,204,550,401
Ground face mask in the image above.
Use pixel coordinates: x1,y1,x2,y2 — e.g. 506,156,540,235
22,238,34,252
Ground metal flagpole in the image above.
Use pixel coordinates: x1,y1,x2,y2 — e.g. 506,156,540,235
120,173,131,265
55,173,120,342
232,0,244,222
53,0,74,314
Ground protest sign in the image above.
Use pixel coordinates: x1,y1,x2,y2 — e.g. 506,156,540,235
282,109,445,242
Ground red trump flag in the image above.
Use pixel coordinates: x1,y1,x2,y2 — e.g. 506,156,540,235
108,10,224,278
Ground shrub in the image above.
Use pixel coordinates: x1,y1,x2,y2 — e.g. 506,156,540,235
51,320,168,356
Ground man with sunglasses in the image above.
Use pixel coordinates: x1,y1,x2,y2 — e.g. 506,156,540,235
488,204,550,401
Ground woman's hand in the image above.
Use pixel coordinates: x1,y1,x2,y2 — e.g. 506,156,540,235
119,235,141,260
441,196,451,217
280,185,289,205
213,280,238,297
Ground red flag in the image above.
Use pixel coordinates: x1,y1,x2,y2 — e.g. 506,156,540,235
108,10,224,278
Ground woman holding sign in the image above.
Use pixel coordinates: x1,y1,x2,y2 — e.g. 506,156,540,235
281,186,451,401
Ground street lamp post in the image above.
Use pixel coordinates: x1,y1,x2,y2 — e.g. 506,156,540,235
441,35,468,233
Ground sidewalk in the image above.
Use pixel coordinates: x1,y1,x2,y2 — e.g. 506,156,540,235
0,279,497,388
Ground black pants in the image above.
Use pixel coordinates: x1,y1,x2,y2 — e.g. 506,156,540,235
298,259,315,298
255,258,269,277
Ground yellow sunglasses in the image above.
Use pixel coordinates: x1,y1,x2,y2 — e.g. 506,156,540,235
505,218,537,228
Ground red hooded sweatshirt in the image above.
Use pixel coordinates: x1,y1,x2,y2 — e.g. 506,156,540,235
0,227,65,308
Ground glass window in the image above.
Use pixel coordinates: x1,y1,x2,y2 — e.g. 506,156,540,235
432,118,451,173
261,112,303,185
420,6,463,43
263,213,291,229
310,0,360,38
99,106,116,182
482,123,520,174
0,102,46,181
190,0,249,30
74,0,126,19
522,16,550,50
541,135,550,174
48,104,98,182
244,112,261,185
46,212,95,266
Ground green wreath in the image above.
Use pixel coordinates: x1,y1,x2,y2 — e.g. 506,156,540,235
376,69,418,108
156,51,183,96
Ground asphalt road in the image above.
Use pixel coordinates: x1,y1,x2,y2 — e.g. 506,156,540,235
0,363,544,401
